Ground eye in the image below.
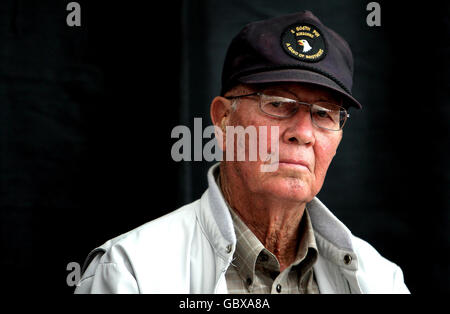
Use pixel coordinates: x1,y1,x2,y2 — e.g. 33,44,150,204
264,101,297,116
268,101,283,108
316,109,330,118
261,95,299,118
310,103,347,131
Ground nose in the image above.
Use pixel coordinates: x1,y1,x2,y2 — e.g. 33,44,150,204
282,106,315,146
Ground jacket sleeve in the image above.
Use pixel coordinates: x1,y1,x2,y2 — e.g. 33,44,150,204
352,236,410,294
74,249,139,294
392,263,410,294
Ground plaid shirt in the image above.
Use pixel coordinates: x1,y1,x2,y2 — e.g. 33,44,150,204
225,206,320,294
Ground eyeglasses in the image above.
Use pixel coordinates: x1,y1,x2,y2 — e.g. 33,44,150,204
225,92,350,131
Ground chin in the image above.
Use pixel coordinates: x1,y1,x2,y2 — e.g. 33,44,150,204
259,176,315,203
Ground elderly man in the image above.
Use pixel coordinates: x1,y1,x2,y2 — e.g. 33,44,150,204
75,11,409,294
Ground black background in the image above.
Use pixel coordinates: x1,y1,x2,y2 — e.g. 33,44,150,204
0,0,448,294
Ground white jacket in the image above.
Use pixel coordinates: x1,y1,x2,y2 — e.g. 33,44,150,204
75,164,410,294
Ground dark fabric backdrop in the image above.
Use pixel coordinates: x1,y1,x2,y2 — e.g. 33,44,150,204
0,0,448,294
179,0,450,294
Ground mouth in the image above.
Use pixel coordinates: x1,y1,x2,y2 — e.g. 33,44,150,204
278,159,311,172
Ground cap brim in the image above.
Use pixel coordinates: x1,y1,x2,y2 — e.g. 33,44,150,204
236,69,362,109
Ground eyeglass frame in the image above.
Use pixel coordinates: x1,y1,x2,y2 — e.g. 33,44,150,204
224,92,350,131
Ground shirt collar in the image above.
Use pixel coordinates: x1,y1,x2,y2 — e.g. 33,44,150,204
229,204,318,285
206,163,358,271
216,169,318,287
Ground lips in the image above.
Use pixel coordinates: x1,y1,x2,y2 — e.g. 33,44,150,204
278,159,311,171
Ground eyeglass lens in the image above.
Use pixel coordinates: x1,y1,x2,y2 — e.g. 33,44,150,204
260,95,346,130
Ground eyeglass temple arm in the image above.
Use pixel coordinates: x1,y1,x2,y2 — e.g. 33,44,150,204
224,92,260,99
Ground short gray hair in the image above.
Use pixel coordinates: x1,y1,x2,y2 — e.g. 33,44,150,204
230,98,239,111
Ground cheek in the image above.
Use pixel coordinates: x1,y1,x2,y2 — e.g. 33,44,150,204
313,135,340,182
230,112,280,159
226,111,282,189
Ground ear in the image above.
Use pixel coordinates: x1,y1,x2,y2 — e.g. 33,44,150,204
210,96,233,126
210,96,233,152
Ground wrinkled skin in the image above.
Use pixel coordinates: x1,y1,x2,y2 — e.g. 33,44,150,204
210,83,343,270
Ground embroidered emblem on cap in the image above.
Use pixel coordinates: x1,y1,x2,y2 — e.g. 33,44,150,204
281,23,327,62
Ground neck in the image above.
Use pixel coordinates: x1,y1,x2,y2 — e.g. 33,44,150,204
220,163,306,271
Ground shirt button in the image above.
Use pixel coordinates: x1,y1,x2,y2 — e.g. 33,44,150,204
259,253,268,262
226,244,233,254
276,284,282,293
344,254,353,265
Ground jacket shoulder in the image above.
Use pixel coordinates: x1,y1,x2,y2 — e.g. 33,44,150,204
100,200,199,256
75,200,201,293
351,236,410,294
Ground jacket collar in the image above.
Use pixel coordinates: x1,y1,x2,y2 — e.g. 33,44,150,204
200,163,357,270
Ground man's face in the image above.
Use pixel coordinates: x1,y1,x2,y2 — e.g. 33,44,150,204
224,83,343,203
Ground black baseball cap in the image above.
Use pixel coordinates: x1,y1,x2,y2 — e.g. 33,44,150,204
221,11,362,109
